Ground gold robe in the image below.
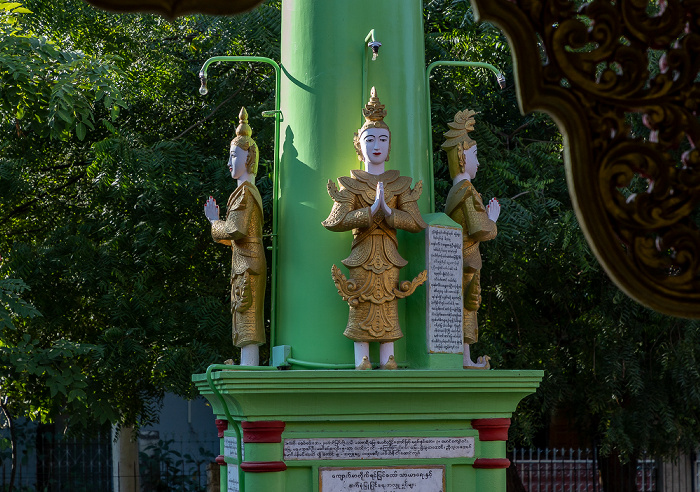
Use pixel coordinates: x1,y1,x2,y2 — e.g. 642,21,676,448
211,181,266,347
445,179,497,344
323,170,427,342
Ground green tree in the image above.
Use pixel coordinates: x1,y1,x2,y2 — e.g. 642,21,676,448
0,0,279,436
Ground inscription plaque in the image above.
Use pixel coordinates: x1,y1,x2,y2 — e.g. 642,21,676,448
284,436,474,460
227,464,239,492
224,436,244,460
426,225,463,353
320,466,445,492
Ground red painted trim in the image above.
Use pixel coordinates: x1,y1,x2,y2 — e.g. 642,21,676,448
240,461,287,472
215,455,226,466
215,419,228,438
471,418,511,441
473,458,511,469
242,421,286,443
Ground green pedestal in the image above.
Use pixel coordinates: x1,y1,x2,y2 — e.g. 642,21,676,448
194,369,542,492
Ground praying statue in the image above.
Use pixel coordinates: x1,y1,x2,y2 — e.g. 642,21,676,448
204,107,266,366
442,109,500,369
323,87,427,370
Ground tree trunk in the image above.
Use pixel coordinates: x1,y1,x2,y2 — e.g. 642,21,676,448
507,462,528,492
111,425,141,492
0,398,16,492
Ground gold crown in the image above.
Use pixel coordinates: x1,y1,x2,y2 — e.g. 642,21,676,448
362,87,387,123
441,109,478,151
231,106,259,175
354,87,391,162
235,107,252,138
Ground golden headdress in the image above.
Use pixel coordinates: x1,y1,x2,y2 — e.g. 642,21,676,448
231,107,259,175
353,87,391,161
441,109,478,179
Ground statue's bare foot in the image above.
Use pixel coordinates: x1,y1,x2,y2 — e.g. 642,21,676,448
380,355,397,370
224,359,235,365
356,356,372,370
464,355,491,370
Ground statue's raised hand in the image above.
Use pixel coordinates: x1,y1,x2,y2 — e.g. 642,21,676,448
204,196,220,223
370,181,392,216
486,197,500,222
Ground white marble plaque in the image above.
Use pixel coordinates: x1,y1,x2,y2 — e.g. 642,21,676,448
284,436,474,460
320,466,445,492
227,464,239,492
224,436,244,460
426,225,463,353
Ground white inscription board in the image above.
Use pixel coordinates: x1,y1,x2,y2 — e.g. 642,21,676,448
284,437,474,460
320,466,445,492
426,225,463,353
227,464,239,492
224,436,244,460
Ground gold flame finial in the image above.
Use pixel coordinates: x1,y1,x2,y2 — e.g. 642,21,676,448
235,107,252,138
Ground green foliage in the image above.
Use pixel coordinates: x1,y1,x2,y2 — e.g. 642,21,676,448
0,0,278,432
0,279,110,432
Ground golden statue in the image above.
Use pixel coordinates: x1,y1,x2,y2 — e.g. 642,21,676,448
442,109,500,369
323,87,427,370
204,107,266,366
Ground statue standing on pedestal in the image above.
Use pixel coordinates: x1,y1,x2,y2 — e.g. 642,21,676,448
323,87,427,370
442,110,500,369
204,107,266,366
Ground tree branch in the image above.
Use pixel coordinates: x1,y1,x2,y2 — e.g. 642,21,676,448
1,173,85,226
511,190,533,201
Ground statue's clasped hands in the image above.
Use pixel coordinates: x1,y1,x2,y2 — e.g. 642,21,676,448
370,181,392,216
204,196,220,223
486,197,500,222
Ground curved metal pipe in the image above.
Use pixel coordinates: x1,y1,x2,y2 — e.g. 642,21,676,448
425,60,505,212
199,56,282,352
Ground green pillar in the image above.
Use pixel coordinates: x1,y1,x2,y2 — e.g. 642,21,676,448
275,0,430,364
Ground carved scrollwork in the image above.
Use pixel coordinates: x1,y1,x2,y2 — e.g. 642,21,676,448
471,0,700,316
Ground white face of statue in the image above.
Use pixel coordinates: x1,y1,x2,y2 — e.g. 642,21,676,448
228,144,249,180
360,128,390,168
463,145,479,180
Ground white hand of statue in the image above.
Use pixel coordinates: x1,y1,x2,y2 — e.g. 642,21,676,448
204,196,220,223
371,182,392,216
487,197,500,222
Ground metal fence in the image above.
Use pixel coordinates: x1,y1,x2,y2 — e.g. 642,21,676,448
1,434,217,492
35,428,113,492
511,448,659,492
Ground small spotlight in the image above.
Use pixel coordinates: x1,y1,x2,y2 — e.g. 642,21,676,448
497,73,506,89
199,72,208,95
368,41,382,61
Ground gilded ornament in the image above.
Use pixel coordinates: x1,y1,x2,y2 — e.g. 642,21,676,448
443,110,500,369
323,88,427,369
204,107,266,366
471,0,700,317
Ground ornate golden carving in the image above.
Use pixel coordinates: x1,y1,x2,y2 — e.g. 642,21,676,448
207,108,266,348
471,0,700,316
324,170,427,342
323,90,427,347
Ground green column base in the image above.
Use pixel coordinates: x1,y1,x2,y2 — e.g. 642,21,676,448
193,369,542,492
